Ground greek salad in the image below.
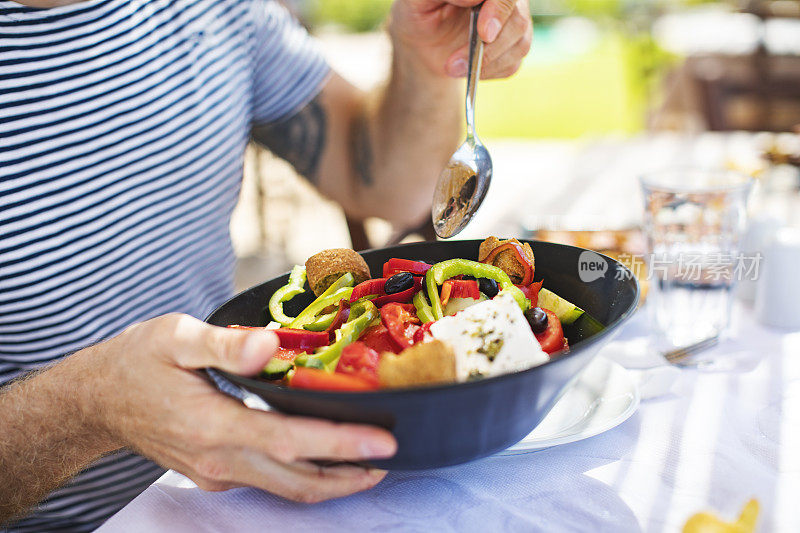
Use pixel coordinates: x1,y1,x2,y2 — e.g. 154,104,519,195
229,237,590,392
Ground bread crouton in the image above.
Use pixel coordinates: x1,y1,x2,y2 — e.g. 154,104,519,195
305,248,371,296
378,340,456,389
478,237,534,284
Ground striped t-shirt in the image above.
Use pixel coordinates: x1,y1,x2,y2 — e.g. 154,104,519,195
0,0,329,529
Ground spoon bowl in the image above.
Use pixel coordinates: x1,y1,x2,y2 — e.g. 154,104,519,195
432,5,492,239
432,138,492,238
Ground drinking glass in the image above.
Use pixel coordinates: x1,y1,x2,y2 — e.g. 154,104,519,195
641,169,753,352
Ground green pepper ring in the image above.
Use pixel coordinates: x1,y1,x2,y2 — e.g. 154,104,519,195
425,259,529,320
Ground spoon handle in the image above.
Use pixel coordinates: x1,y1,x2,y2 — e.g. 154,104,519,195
465,5,483,140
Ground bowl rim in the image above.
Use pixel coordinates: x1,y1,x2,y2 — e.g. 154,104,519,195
209,239,640,399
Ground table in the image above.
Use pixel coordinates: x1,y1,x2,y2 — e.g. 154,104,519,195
98,303,800,532
460,131,779,239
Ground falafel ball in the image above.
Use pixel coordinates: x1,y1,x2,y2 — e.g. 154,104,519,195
305,248,371,296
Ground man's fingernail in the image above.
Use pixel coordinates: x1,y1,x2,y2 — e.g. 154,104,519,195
241,331,276,366
367,468,388,481
360,439,396,459
448,58,468,78
485,18,502,43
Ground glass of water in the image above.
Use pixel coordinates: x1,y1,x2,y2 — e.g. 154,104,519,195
641,169,753,352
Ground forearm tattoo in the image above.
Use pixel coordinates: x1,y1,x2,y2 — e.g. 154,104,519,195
251,97,327,184
352,113,374,187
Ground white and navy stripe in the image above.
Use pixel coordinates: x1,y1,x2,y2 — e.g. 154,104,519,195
0,0,328,529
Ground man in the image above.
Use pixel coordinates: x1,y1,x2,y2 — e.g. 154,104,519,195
0,0,531,529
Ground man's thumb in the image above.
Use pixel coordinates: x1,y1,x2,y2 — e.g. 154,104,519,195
170,316,279,375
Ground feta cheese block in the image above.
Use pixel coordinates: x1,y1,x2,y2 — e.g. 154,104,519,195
429,292,549,381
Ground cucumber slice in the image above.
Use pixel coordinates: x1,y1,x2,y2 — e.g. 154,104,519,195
537,288,584,325
443,294,488,316
260,358,294,380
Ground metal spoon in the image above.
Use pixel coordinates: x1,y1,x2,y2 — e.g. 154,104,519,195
431,5,492,238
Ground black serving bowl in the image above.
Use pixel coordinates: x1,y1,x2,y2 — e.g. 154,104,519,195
206,240,639,470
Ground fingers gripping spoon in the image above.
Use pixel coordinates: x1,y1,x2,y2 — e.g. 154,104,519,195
432,5,492,238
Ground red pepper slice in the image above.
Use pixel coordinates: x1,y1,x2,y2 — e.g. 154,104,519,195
350,277,423,307
360,324,403,354
350,278,387,303
336,342,380,386
481,242,534,286
371,276,423,307
380,302,421,349
273,328,329,350
535,309,567,355
324,301,351,341
440,279,480,307
382,258,432,278
227,326,327,355
290,367,378,391
515,280,543,308
440,284,452,306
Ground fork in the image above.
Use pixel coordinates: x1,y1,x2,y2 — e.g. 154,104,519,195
662,335,720,367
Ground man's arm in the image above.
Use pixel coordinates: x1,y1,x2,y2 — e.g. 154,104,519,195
0,316,395,525
0,351,116,521
252,0,532,230
253,69,460,229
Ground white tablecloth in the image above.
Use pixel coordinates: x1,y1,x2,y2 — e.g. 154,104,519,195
97,303,800,532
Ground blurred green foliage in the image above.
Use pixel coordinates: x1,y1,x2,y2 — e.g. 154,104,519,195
559,0,720,18
303,0,700,138
562,0,626,18
307,0,393,32
306,0,721,32
477,28,677,138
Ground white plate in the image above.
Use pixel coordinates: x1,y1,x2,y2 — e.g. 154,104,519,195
496,356,639,455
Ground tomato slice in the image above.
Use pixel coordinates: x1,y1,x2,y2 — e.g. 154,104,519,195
273,347,304,361
382,258,432,278
535,309,566,354
290,367,377,391
360,324,403,354
412,320,435,344
336,342,380,386
380,302,421,349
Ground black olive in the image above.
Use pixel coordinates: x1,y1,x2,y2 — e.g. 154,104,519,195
478,278,499,298
423,290,432,305
524,307,548,334
385,272,414,294
462,275,476,281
